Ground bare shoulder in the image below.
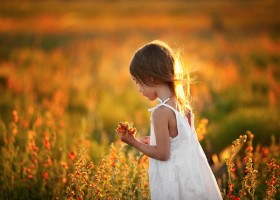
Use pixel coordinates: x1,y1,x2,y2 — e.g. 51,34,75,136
152,106,174,122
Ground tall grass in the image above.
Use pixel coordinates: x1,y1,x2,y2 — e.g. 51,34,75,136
1,110,279,199
0,110,74,199
221,132,280,200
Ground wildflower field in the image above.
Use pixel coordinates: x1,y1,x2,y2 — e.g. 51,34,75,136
0,1,279,199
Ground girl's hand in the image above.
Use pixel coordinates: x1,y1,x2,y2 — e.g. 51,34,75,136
115,121,137,146
119,131,137,146
139,136,150,144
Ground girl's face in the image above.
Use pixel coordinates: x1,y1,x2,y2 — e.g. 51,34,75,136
132,77,157,101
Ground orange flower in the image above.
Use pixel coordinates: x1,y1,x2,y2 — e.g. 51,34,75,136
32,145,39,152
87,162,94,170
28,130,36,140
43,158,53,167
35,117,43,127
70,191,75,197
115,121,137,136
12,128,18,136
246,146,253,152
261,147,269,157
60,161,69,169
62,177,67,184
12,110,19,123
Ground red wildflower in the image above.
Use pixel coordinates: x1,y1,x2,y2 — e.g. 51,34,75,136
12,110,19,123
32,145,39,152
246,146,253,152
87,162,94,170
44,137,51,150
231,166,236,173
68,151,76,161
43,172,48,180
261,147,269,157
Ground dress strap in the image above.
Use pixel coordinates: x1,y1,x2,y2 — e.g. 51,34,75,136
148,98,171,112
148,97,179,114
160,104,179,114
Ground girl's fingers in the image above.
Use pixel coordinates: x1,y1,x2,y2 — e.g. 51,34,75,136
120,132,134,144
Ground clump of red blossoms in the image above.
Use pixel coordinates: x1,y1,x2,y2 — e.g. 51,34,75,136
115,121,137,136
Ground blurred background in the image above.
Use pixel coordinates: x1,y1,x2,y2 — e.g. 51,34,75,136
0,0,279,162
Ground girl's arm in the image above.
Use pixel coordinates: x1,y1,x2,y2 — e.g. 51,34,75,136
120,108,170,161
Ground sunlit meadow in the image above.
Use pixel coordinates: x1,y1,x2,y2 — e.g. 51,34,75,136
0,1,279,199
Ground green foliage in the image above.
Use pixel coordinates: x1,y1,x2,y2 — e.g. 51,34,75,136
209,107,280,152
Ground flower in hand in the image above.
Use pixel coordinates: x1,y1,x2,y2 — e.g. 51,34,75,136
115,121,137,136
115,121,137,145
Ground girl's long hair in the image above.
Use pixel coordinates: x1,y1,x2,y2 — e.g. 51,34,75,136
130,40,192,114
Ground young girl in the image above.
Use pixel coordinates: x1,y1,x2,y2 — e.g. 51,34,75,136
120,40,222,200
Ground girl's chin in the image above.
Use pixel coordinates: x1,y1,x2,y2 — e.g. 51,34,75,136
143,94,156,101
149,97,157,101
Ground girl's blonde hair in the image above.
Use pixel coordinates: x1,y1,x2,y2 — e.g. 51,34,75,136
130,40,192,114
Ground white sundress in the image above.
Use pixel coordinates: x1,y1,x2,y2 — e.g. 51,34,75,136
148,98,222,200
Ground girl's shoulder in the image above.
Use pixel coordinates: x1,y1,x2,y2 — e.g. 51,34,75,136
151,105,176,123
